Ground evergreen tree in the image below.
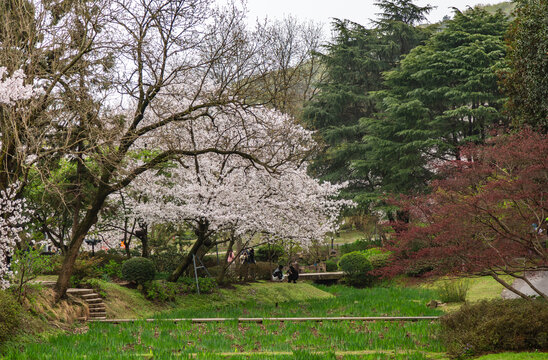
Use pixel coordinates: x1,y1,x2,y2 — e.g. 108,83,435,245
501,0,548,131
357,7,509,195
303,0,432,206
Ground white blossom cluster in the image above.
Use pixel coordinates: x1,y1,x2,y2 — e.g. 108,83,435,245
127,157,353,248
129,158,352,248
0,67,39,106
0,183,29,289
100,93,352,249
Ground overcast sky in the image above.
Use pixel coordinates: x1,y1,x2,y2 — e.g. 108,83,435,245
244,0,503,27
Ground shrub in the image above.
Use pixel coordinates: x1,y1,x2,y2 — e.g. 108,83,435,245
441,299,548,358
122,257,156,285
149,250,182,273
255,262,275,280
144,280,179,302
338,251,373,287
405,259,437,277
69,257,103,287
437,279,470,303
340,239,371,255
92,250,126,267
10,245,55,302
178,276,217,294
100,260,123,280
362,248,391,269
325,259,338,272
0,290,21,345
255,244,284,262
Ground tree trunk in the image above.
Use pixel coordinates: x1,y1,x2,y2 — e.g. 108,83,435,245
217,237,236,284
140,226,149,258
168,220,210,282
54,190,108,301
124,240,131,258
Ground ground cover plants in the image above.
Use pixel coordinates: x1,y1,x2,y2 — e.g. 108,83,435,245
2,285,444,359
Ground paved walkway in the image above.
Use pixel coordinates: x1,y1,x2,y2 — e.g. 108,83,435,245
501,271,548,299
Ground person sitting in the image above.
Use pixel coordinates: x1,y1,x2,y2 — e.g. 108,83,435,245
287,264,299,283
272,265,284,281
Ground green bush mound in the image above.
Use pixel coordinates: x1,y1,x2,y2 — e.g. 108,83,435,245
441,299,548,358
0,290,22,345
340,238,371,255
338,251,373,287
122,257,156,285
325,259,338,272
337,248,391,287
362,247,391,268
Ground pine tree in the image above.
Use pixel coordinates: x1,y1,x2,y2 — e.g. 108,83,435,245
357,7,509,195
303,0,433,206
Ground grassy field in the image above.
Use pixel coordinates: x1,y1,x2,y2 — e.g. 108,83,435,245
12,277,547,359
420,275,515,312
2,285,445,359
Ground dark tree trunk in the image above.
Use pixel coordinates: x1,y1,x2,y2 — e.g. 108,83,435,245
217,237,236,284
54,190,108,301
168,220,210,282
124,240,131,258
136,223,149,258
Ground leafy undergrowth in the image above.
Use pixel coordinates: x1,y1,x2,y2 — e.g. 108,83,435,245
0,286,89,354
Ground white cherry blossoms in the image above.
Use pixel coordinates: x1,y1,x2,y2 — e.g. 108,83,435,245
0,184,29,289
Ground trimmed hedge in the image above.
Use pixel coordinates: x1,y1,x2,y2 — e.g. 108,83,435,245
122,257,156,285
441,299,548,358
338,251,373,287
0,290,21,345
340,239,371,255
325,259,338,272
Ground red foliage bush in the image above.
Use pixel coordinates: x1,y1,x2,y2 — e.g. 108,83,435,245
381,130,548,297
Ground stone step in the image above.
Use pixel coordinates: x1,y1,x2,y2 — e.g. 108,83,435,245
90,317,106,320
85,298,103,303
89,312,107,317
81,293,100,299
88,303,105,308
67,288,94,295
90,308,106,313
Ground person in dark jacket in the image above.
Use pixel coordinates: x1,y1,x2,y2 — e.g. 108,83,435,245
272,265,284,281
287,264,299,283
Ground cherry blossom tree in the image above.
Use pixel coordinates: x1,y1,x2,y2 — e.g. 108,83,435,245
0,67,38,288
126,159,352,281
0,0,329,300
118,104,353,281
0,183,29,289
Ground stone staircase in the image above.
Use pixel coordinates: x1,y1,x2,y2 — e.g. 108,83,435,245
67,288,107,320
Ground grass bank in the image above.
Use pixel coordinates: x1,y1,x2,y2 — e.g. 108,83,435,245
2,285,444,359
99,281,334,319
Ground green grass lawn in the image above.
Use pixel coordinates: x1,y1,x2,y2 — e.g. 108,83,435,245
332,230,369,245
474,353,548,360
420,275,515,312
10,277,547,359
2,285,445,359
